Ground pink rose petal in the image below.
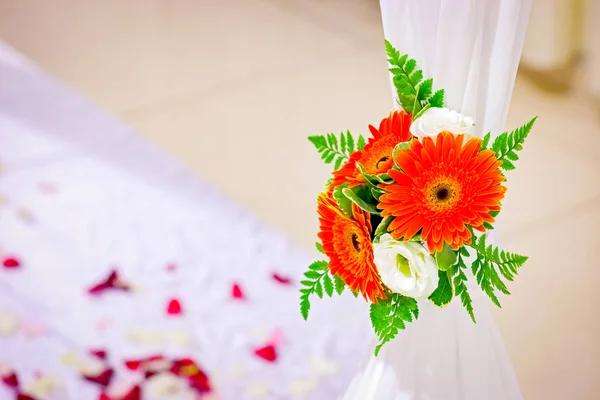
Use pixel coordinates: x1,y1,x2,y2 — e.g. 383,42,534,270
2,256,21,269
272,273,292,285
90,349,108,361
166,263,177,273
88,270,130,296
231,283,245,300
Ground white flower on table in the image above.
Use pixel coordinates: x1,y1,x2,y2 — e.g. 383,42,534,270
373,234,438,299
410,107,475,139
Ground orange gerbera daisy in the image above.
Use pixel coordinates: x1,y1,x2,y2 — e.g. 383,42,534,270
378,132,507,254
317,193,386,303
332,110,412,188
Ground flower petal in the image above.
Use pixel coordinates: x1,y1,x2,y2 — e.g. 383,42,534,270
254,344,277,362
231,283,245,299
2,256,21,269
166,298,183,316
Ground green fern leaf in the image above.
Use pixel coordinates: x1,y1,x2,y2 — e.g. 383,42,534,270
334,274,345,295
315,242,325,254
481,132,491,149
308,131,363,169
491,117,537,170
346,131,355,152
429,89,444,107
322,273,334,297
357,135,366,151
371,294,418,356
451,253,476,323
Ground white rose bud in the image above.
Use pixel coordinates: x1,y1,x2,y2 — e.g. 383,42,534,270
374,234,439,300
409,107,475,139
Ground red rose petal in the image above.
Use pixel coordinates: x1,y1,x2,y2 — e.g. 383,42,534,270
123,360,142,371
83,368,114,387
166,298,183,315
99,394,111,400
254,344,277,362
1,371,19,388
272,273,292,285
122,385,141,400
2,256,21,269
16,394,36,400
90,349,108,361
88,270,130,296
231,283,245,299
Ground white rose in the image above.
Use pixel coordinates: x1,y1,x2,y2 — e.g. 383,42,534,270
409,107,475,139
373,234,438,299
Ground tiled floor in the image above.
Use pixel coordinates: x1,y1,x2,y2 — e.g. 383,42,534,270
1,0,599,398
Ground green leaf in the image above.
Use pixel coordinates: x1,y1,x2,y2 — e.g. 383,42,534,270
450,253,476,323
300,293,311,320
491,117,537,171
385,40,425,114
314,280,324,298
467,234,528,309
333,183,353,217
308,260,329,271
334,274,345,295
308,131,363,170
342,187,380,215
299,260,330,320
322,274,334,297
357,135,366,151
315,242,324,254
346,131,355,153
371,294,418,355
417,78,433,103
374,216,393,237
429,269,453,307
481,132,491,149
429,89,444,107
435,243,458,271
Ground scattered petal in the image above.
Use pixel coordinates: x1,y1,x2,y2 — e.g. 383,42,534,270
19,321,48,338
170,358,211,394
253,344,277,363
289,378,317,397
124,355,169,377
166,263,177,273
38,182,58,194
170,330,193,347
102,382,142,400
125,329,166,345
96,316,114,331
60,352,79,366
230,365,247,379
2,256,21,269
79,359,113,387
272,273,292,285
166,298,183,316
244,382,270,399
89,349,108,361
15,208,35,224
87,270,130,296
267,328,283,347
0,364,18,388
0,312,20,336
24,375,59,398
309,355,339,376
231,283,245,300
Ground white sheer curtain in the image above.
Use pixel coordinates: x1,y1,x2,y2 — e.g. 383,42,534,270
342,1,532,399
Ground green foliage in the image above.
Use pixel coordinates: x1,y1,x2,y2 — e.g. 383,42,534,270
357,135,366,151
450,250,476,323
308,131,366,170
385,40,444,114
370,294,419,356
435,243,458,271
481,132,491,149
428,269,453,307
342,185,380,215
334,274,346,295
333,183,354,217
299,261,349,320
491,117,537,171
374,216,393,237
468,234,528,308
315,242,324,254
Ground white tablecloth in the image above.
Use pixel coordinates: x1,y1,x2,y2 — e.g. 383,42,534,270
0,42,372,399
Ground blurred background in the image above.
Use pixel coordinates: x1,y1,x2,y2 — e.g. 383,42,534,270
0,0,599,399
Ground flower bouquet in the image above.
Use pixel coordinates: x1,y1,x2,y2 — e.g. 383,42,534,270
300,41,536,355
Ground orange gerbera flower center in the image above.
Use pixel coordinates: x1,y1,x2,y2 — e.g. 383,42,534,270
424,176,462,211
378,132,506,253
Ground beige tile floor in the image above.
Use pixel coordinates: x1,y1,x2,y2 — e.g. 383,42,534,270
1,0,599,398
